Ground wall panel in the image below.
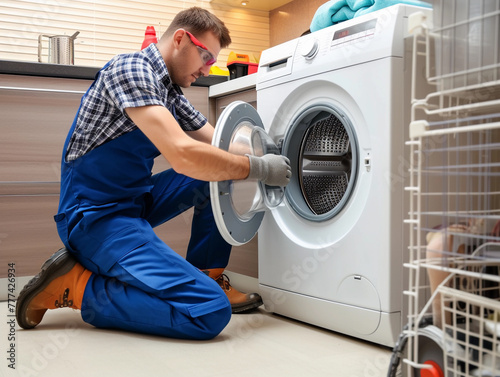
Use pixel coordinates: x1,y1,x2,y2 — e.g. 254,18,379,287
0,0,269,68
270,0,324,46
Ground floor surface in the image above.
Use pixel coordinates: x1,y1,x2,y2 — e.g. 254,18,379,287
1,301,392,377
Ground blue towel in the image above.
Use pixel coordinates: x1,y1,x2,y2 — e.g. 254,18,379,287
310,0,432,32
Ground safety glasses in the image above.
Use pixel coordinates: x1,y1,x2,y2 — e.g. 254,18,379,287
185,30,217,67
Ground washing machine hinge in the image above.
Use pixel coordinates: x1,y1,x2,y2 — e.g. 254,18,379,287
277,138,284,155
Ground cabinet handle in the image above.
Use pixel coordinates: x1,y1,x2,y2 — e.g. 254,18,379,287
0,86,86,94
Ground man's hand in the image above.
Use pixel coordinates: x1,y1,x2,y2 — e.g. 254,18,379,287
246,154,291,187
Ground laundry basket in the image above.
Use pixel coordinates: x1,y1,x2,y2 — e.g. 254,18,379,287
388,1,500,376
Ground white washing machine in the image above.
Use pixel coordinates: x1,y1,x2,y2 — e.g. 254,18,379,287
211,4,432,347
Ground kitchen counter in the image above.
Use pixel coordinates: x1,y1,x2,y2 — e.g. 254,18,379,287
209,73,257,98
0,59,229,87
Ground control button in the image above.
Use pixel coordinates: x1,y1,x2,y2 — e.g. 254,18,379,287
301,39,319,60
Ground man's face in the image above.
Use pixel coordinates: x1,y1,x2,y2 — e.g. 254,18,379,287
169,30,221,88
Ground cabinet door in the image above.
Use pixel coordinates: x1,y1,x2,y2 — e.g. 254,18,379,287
216,89,257,120
0,195,61,277
213,89,259,278
0,75,91,277
183,86,209,120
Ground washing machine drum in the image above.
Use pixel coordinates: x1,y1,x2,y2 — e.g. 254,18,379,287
210,101,358,246
283,106,358,222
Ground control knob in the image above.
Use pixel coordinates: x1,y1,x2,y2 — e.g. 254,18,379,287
301,39,319,60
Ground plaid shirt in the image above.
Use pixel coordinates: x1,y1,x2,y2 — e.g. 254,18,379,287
65,43,207,161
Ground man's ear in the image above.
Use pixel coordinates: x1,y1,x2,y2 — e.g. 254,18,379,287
171,29,186,50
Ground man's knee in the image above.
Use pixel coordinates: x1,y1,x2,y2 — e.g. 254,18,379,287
191,297,232,340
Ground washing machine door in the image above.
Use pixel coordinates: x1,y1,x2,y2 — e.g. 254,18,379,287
210,101,284,246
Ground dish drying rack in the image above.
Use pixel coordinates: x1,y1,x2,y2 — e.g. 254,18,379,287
388,1,500,376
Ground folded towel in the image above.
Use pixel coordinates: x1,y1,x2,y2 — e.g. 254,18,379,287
310,0,432,32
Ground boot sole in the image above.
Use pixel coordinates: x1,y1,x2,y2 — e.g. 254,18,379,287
231,296,263,314
16,248,76,329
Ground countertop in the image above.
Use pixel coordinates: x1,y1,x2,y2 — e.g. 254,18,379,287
0,59,229,87
209,73,257,97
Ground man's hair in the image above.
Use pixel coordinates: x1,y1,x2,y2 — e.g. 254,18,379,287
164,7,231,48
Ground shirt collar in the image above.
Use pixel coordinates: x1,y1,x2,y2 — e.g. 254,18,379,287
143,43,183,95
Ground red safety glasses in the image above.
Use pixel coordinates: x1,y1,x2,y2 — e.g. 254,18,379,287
185,30,217,67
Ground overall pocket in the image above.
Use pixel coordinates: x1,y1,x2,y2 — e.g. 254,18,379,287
54,212,69,245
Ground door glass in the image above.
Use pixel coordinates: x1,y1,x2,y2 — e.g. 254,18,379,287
227,122,284,220
210,100,283,246
228,122,262,219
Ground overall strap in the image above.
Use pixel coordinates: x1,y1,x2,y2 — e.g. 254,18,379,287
61,61,113,162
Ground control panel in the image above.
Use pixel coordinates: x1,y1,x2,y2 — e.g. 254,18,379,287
258,4,432,89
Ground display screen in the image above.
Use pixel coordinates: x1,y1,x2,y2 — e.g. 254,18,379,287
332,19,377,41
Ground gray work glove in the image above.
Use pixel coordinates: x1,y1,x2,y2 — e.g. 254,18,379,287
246,154,291,187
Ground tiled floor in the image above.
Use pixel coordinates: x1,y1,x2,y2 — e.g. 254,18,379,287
1,301,392,377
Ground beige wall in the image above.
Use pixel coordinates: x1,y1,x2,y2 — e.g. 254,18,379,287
270,0,325,46
0,0,269,69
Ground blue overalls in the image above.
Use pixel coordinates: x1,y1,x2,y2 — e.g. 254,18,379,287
54,64,232,340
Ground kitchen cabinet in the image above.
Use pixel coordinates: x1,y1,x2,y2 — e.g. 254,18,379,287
0,75,89,277
213,89,257,124
208,74,257,125
0,73,210,278
208,76,259,278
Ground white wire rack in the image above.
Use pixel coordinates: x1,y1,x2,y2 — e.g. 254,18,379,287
401,1,500,376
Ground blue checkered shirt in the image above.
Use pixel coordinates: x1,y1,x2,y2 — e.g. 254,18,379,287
65,43,207,161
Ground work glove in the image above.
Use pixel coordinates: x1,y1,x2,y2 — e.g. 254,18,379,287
246,154,291,187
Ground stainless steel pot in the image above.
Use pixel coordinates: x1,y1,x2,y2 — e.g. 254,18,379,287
38,31,80,65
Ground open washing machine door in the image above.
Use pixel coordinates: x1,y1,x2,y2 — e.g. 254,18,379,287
210,101,284,246
211,100,359,245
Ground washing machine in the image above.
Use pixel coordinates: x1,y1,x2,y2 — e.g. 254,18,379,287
210,4,432,347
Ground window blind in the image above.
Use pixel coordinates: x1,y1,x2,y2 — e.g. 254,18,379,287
0,0,269,68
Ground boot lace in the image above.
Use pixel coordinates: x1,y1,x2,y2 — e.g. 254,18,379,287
217,274,232,292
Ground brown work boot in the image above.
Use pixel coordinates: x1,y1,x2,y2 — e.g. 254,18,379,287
204,268,263,314
16,248,92,329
